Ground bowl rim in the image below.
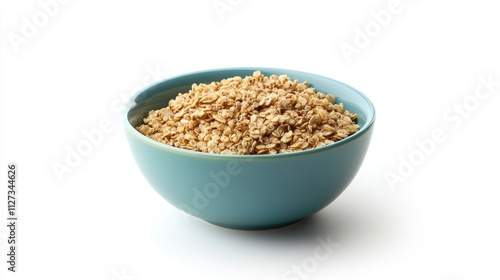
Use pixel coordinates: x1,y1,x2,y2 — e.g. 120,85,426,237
123,67,376,159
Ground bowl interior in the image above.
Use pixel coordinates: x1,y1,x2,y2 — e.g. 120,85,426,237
127,68,375,137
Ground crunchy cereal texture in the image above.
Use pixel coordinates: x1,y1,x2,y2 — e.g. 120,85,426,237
136,71,360,155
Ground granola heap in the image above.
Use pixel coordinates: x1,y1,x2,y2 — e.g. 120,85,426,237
137,71,360,155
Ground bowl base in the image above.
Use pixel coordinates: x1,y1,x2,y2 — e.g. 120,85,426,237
205,219,304,231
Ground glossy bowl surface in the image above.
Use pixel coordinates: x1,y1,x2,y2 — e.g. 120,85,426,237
124,67,375,230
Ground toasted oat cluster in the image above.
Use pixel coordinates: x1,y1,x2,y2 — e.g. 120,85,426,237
136,71,360,155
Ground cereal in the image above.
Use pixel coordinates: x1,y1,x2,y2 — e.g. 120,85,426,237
136,71,360,155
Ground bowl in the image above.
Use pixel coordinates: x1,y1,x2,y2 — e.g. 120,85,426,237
123,67,375,230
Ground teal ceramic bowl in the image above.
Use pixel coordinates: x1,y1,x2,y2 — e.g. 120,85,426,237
124,67,375,230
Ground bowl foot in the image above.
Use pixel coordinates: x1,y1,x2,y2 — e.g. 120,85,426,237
205,219,304,231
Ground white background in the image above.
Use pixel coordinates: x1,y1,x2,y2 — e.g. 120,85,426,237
1,0,500,279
